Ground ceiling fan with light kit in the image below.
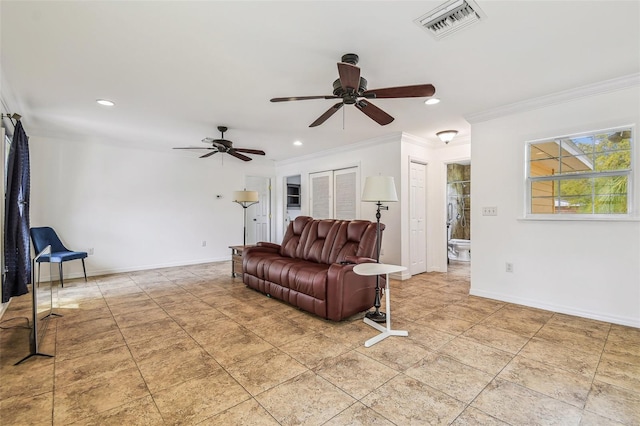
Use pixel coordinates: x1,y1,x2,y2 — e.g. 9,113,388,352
173,126,265,161
270,53,436,127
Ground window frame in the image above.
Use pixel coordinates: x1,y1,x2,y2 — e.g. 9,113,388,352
524,125,634,220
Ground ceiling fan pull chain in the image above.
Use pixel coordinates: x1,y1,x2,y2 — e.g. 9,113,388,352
342,105,345,130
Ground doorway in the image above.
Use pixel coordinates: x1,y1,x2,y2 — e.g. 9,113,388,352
284,175,302,232
446,162,471,274
245,176,271,244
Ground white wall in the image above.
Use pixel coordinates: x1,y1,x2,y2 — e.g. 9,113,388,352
470,85,640,327
275,134,402,265
28,128,469,282
29,135,275,278
275,132,472,278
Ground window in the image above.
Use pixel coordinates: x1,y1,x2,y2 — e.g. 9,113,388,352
526,127,633,217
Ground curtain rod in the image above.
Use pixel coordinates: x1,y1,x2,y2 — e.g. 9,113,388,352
1,113,21,128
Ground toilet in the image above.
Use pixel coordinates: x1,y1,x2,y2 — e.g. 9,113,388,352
448,239,471,261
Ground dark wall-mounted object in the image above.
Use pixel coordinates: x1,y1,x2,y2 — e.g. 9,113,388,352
287,184,300,208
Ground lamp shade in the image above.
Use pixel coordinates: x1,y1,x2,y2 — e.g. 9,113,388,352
233,190,259,203
361,176,398,202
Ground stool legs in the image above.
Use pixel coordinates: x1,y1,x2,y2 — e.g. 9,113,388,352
59,263,64,288
81,259,87,282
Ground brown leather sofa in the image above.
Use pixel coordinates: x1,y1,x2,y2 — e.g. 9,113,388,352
242,216,384,321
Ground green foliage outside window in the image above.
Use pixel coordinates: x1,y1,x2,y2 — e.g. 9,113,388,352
529,128,632,215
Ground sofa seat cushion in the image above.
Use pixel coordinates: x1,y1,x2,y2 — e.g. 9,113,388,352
283,261,330,299
260,258,328,300
243,248,282,278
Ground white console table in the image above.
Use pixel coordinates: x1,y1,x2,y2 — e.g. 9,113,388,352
353,263,408,347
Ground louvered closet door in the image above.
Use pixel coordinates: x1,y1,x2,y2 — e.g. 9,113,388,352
333,167,358,219
309,167,359,220
310,171,333,219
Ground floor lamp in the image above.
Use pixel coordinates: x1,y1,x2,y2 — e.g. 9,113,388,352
233,190,259,246
361,176,398,322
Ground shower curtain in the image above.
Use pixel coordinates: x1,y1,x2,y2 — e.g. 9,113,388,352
3,120,31,302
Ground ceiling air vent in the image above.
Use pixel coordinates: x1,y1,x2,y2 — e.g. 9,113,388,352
414,0,486,40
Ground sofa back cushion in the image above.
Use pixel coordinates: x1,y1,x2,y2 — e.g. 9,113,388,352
302,219,341,263
279,216,383,264
279,216,312,258
328,221,382,263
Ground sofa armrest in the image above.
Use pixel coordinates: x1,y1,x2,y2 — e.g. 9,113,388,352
256,241,281,251
244,243,281,256
325,259,381,321
343,255,377,265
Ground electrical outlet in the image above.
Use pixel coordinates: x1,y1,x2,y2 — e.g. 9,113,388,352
505,262,514,273
88,248,94,255
201,240,207,247
482,206,498,216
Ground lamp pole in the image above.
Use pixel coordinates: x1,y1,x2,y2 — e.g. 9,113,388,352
366,201,388,322
233,190,259,246
361,175,398,324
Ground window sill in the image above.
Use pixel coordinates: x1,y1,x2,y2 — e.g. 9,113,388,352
518,215,640,222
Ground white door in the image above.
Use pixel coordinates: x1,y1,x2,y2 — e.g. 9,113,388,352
410,161,427,275
246,176,271,244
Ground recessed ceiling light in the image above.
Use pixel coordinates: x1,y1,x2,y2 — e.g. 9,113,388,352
424,97,440,105
293,140,303,146
96,99,115,106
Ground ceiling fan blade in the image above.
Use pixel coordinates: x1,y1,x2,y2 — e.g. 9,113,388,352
355,100,394,126
363,84,435,99
309,102,344,127
337,62,361,91
200,150,218,158
234,148,266,155
228,149,252,161
173,147,216,150
270,95,337,102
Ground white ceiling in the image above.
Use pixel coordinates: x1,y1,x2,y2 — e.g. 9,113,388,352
2,1,639,161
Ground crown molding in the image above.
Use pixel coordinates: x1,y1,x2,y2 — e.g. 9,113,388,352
401,132,436,148
465,73,640,124
275,132,402,167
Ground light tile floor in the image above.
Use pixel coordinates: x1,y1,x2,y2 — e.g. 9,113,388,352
1,261,639,425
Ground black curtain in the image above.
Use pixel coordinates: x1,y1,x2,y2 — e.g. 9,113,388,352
3,121,31,303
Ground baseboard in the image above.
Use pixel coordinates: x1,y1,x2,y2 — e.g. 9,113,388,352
0,299,11,321
36,255,231,281
470,288,640,328
392,271,412,281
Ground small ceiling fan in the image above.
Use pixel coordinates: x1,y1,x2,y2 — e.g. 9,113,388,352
270,53,436,127
173,126,265,161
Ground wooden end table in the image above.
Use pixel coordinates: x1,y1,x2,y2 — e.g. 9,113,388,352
229,245,254,278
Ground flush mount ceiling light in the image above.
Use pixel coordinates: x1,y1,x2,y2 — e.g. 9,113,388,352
96,99,115,106
293,140,303,146
437,130,458,144
424,97,440,105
